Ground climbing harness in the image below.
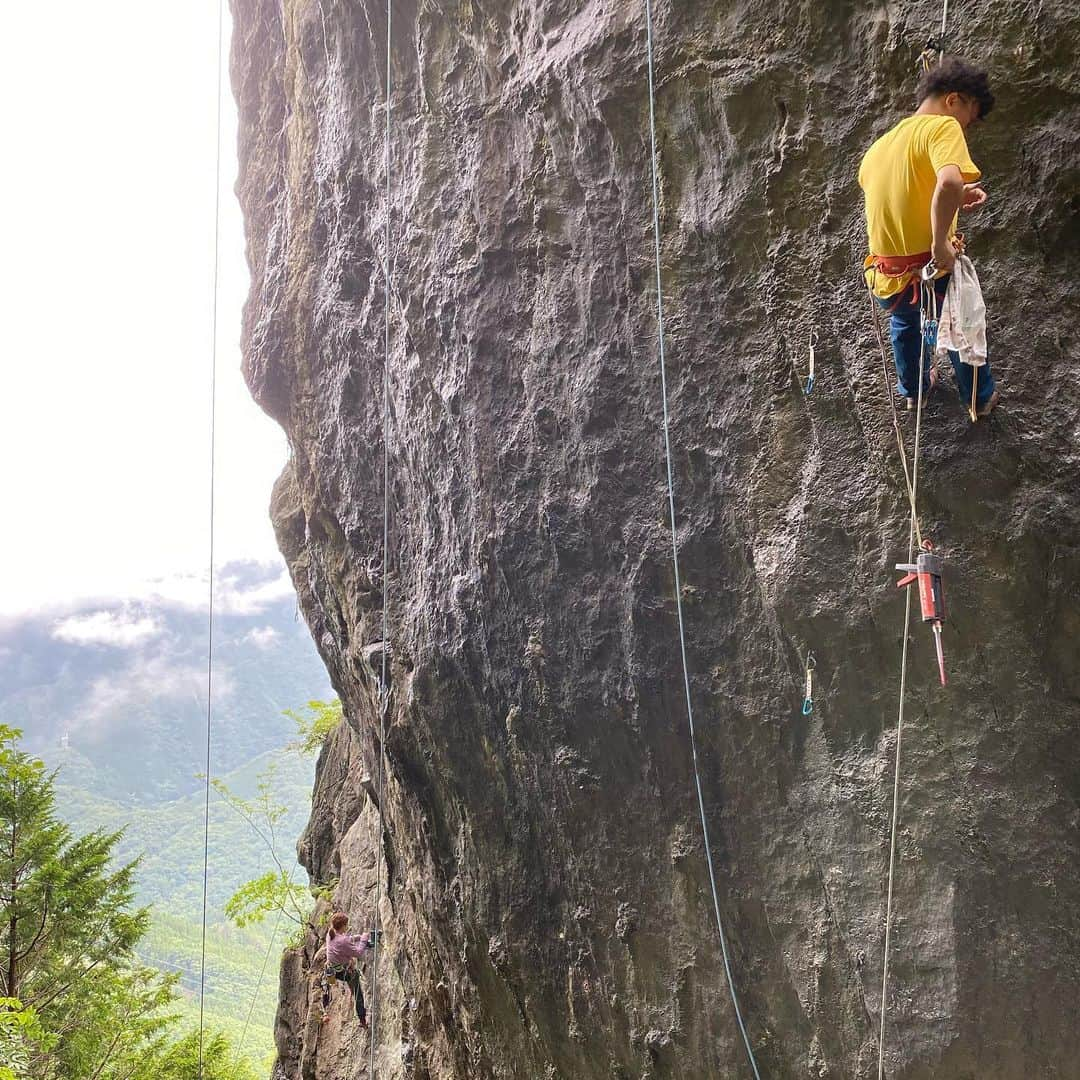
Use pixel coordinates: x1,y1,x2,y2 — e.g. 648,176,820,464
864,250,932,309
197,0,225,1075
896,541,948,685
644,3,761,1077
801,653,816,715
804,332,817,395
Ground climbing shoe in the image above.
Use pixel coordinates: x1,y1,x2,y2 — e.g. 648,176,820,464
976,390,1000,417
905,366,939,410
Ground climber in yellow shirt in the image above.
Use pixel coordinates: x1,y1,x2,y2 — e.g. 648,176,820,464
859,58,998,415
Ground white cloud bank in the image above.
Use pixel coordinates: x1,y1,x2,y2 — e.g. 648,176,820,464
78,655,235,733
0,4,289,620
53,611,162,648
245,626,280,649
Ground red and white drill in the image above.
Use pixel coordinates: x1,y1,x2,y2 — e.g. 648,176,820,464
895,540,947,686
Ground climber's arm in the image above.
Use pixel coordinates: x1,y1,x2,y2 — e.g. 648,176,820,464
931,164,966,271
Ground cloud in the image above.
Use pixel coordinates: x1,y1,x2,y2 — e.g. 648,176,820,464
132,563,296,617
53,611,162,648
214,567,296,616
244,626,280,649
78,655,235,733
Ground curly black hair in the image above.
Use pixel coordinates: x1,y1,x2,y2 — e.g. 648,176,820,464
917,57,995,119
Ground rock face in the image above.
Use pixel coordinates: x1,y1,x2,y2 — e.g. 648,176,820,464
230,1,1080,1077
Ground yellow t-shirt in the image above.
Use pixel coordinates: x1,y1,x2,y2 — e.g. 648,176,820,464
858,114,981,297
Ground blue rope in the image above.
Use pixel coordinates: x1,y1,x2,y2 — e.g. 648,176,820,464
643,3,762,1076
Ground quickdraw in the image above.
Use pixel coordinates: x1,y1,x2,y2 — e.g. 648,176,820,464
895,539,948,686
801,652,816,715
920,260,940,351
804,332,817,395
917,35,947,73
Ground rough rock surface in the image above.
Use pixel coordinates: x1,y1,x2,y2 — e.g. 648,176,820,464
230,1,1080,1076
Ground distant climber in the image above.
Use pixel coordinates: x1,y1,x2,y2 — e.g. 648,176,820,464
319,911,374,1028
859,57,999,416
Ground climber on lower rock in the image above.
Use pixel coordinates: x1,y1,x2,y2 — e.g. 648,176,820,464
319,910,374,1028
859,56,1000,416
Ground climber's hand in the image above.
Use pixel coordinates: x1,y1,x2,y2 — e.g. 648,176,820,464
961,184,987,210
932,240,957,273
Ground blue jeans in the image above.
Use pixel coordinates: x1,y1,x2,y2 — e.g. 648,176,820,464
877,275,996,407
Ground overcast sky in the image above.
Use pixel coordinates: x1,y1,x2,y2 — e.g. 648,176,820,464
1,3,285,616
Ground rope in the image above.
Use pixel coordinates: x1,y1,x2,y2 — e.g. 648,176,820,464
877,550,914,1080
197,0,226,1073
237,891,289,1057
920,0,950,70
865,278,923,549
366,2,393,1075
643,4,761,1077
875,278,932,1080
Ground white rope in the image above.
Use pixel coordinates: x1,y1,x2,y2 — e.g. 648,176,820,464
643,4,761,1077
877,544,913,1080
366,2,393,1075
865,279,924,549
876,283,932,1080
237,889,289,1057
197,0,225,1074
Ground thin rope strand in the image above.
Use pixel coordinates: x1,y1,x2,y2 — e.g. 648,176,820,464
877,287,931,1078
644,4,760,1076
367,3,392,1076
198,0,225,1074
237,888,290,1057
877,537,914,1080
865,279,923,547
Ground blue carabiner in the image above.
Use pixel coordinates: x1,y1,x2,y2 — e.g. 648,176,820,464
804,374,815,396
802,698,813,716
922,318,939,350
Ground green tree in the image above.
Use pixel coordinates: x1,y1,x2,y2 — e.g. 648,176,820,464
0,997,50,1080
0,726,253,1078
285,698,342,756
211,762,310,931
132,1030,259,1080
0,724,144,1004
213,708,336,942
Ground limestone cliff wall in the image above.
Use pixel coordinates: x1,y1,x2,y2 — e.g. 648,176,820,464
230,1,1080,1076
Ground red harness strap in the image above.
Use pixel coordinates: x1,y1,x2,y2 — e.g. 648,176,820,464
870,251,932,306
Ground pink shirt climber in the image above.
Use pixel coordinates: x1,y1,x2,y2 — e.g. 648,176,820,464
326,929,370,967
